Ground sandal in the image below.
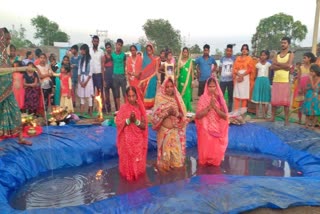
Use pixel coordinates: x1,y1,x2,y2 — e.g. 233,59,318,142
18,139,32,146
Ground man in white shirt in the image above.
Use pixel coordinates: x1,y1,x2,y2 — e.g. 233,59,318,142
89,35,105,111
218,44,235,112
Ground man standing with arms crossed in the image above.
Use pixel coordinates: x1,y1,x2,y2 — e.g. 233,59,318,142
269,37,294,126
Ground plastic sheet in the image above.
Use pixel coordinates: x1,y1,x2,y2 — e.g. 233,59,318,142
0,122,319,213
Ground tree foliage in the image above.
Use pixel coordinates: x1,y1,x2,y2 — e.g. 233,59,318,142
10,25,35,48
251,13,307,55
189,44,202,54
143,19,181,54
31,15,70,46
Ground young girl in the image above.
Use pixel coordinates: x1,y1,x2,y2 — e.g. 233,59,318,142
251,50,272,118
302,64,320,129
162,50,176,81
294,52,316,124
49,54,61,106
23,62,40,114
77,44,94,117
60,65,74,113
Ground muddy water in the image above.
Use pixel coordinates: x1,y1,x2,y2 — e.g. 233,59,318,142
9,147,300,210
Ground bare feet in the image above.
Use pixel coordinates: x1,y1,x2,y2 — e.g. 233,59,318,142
267,118,275,122
18,138,32,146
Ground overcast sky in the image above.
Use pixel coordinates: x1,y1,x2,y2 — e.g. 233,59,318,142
1,0,319,53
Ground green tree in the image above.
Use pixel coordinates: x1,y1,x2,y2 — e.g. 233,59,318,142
10,25,35,48
31,15,70,46
143,19,181,54
214,48,223,56
189,44,201,54
251,13,307,56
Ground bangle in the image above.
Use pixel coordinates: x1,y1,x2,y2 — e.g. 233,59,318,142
126,119,130,125
135,120,141,126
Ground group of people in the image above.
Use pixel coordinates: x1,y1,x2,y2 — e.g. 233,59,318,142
115,76,229,180
114,36,320,181
1,26,320,181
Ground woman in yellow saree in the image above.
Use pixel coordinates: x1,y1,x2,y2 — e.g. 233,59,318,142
152,77,187,171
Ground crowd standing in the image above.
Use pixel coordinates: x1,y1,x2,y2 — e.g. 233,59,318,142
1,27,320,181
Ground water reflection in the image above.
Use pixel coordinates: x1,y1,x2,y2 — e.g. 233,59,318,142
10,148,300,210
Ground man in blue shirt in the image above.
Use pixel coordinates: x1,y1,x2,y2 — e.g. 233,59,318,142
195,44,218,96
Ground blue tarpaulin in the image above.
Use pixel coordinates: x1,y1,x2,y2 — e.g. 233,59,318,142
0,122,319,213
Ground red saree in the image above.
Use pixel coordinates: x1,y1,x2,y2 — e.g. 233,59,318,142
195,77,229,166
115,87,148,181
126,55,142,88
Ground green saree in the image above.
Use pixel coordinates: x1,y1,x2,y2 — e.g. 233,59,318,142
0,28,21,138
177,58,193,112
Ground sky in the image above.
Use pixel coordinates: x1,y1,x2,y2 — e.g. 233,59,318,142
1,0,319,53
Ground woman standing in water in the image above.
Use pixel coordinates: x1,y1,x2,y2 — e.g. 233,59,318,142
115,86,148,181
195,77,228,166
152,77,187,171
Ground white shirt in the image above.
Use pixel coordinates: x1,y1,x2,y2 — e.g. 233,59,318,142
256,61,271,77
89,47,104,74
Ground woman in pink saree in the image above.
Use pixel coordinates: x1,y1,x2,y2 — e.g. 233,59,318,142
152,77,187,171
195,77,229,166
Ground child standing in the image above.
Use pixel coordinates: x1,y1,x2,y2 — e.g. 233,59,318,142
60,65,74,113
12,61,25,110
302,64,320,129
162,50,176,81
251,50,272,118
70,45,81,108
23,62,40,114
293,52,316,124
49,54,61,106
77,44,94,117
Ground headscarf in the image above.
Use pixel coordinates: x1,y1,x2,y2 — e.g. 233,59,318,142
196,76,229,137
152,77,187,130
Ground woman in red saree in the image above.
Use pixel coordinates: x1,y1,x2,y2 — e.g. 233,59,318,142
126,45,142,88
115,86,148,181
195,77,229,166
152,77,187,171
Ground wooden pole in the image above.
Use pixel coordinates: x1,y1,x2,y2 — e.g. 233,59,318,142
312,0,320,55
